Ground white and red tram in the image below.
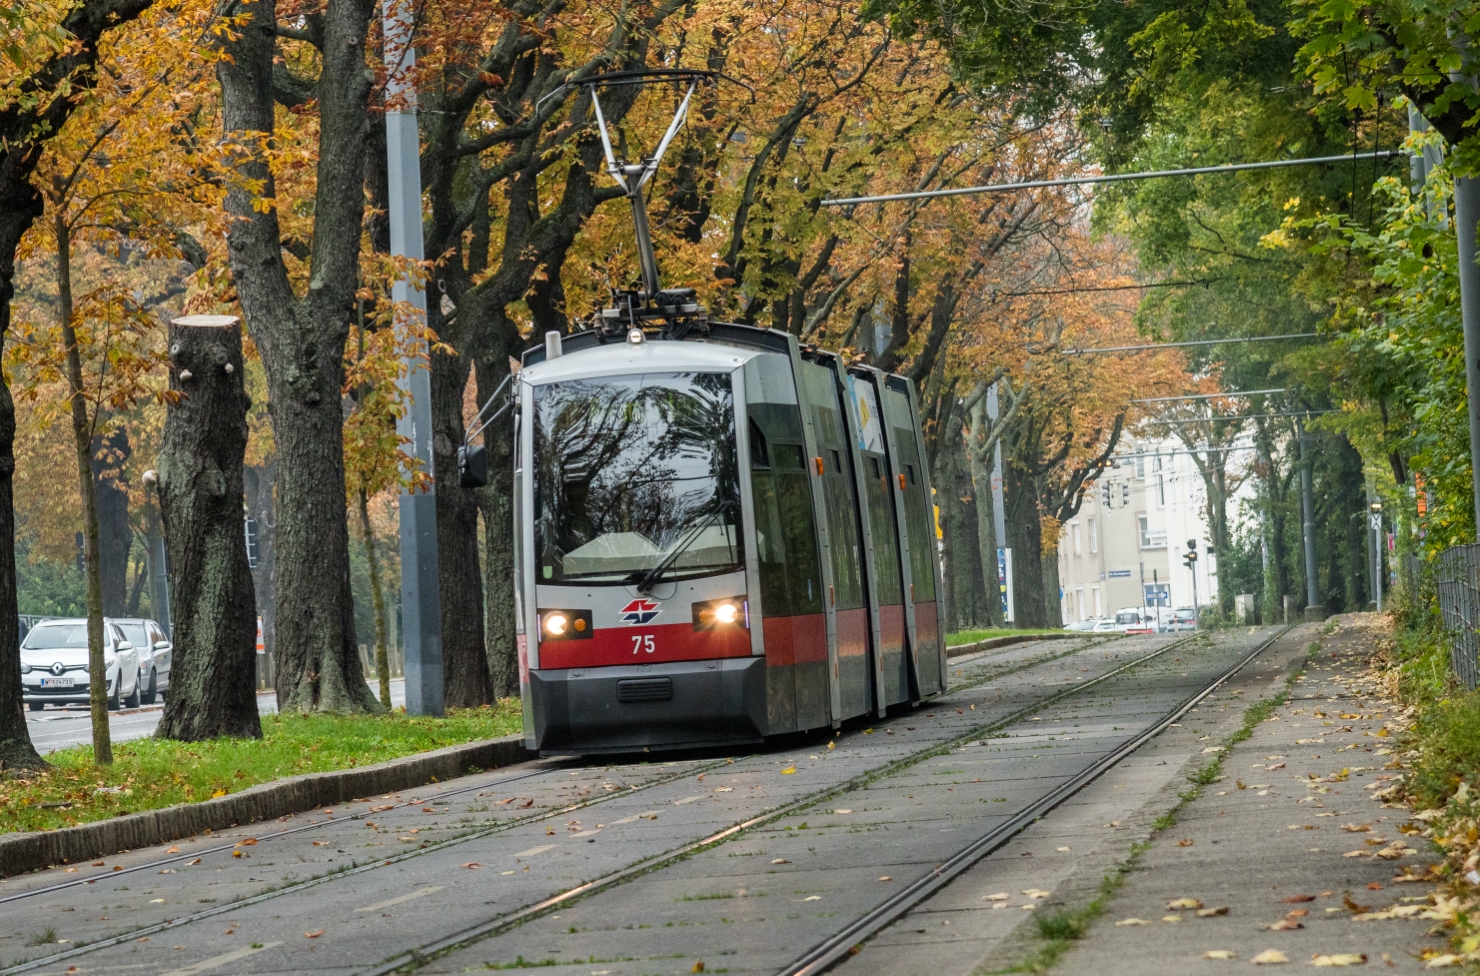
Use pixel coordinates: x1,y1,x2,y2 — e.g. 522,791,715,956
505,322,944,754
459,68,946,754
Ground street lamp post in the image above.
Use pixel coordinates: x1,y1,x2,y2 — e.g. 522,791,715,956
1370,501,1383,613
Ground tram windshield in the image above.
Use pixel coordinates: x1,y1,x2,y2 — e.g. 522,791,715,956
533,371,742,584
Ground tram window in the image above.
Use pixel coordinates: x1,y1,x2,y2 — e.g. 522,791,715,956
863,455,904,604
749,418,770,468
748,406,823,618
771,443,805,470
532,371,743,584
829,449,842,474
893,428,937,604
906,463,917,486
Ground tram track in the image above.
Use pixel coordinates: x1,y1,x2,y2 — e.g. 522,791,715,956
359,630,1215,976
0,632,1101,914
0,630,1223,976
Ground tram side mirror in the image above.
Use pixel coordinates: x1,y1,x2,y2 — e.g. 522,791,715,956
457,444,488,489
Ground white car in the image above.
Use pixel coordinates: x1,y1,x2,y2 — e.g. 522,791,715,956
1090,618,1123,633
114,617,171,704
20,618,142,711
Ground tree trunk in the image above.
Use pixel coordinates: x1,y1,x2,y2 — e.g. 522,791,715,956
244,462,276,676
93,426,132,615
941,443,989,631
216,0,382,715
155,317,262,741
1041,530,1063,626
1005,460,1047,628
431,335,491,708
475,320,519,699
357,489,392,708
967,398,1006,628
57,217,112,764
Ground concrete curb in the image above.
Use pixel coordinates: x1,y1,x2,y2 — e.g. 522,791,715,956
0,735,533,879
946,632,1066,659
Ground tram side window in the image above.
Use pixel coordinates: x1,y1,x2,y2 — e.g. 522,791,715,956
810,400,863,610
749,407,823,618
893,430,938,603
864,455,904,605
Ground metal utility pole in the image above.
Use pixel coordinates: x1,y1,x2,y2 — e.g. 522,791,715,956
1370,502,1384,613
1297,417,1323,620
384,0,443,716
1454,172,1480,536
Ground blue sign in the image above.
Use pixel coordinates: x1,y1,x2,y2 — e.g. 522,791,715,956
1108,569,1132,579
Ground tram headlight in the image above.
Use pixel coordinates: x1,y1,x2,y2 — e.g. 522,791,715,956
538,608,592,641
692,597,748,631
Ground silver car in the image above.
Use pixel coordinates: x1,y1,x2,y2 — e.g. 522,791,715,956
20,618,142,711
114,618,171,704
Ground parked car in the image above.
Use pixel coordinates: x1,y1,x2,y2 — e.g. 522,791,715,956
1064,617,1100,632
1090,618,1123,633
1169,607,1198,631
1114,607,1157,634
19,618,142,711
114,618,171,704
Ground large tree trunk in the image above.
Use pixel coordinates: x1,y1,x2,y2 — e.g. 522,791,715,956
217,0,381,715
940,428,989,631
155,318,262,741
966,399,1006,628
1004,460,1047,628
430,334,491,708
93,426,132,615
476,316,520,699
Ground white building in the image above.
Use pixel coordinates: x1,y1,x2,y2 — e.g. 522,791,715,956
1057,435,1220,623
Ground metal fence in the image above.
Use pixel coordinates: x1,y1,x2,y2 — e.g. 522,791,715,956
1437,544,1480,689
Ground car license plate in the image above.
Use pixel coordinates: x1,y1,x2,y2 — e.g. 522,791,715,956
39,676,74,688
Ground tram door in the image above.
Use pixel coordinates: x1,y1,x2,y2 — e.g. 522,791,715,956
742,354,829,733
881,378,945,696
798,358,872,720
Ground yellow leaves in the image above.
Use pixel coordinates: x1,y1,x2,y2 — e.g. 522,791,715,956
1309,954,1366,967
780,766,796,775
1251,949,1290,964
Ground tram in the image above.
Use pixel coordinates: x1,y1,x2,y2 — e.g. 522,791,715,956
459,70,946,755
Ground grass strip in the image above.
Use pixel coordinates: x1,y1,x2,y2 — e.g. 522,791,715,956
994,644,1311,973
948,628,1066,647
0,702,523,833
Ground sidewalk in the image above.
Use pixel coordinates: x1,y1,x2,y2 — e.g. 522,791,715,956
1046,614,1442,973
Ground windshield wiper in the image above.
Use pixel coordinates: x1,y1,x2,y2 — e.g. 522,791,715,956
628,500,736,594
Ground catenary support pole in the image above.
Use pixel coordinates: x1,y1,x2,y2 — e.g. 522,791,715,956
1453,175,1480,536
1297,417,1324,620
384,0,443,716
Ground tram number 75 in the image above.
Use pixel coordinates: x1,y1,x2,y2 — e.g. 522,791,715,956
631,634,656,655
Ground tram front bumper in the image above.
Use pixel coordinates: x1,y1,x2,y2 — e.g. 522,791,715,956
528,656,767,755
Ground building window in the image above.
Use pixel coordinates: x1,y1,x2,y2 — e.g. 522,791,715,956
1088,518,1097,553
1076,587,1086,621
1072,521,1081,555
1092,585,1102,617
1156,474,1165,508
1138,514,1167,549
1134,454,1145,479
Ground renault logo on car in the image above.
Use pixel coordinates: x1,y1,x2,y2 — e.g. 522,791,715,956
51,662,65,675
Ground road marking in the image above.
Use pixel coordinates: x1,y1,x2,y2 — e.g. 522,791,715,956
610,815,641,825
514,844,557,857
355,886,444,912
570,830,601,838
673,795,705,805
157,941,283,976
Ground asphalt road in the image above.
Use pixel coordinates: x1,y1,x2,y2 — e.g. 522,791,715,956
0,628,1289,976
22,679,408,754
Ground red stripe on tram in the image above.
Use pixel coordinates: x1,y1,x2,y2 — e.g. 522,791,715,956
763,614,828,667
537,623,752,669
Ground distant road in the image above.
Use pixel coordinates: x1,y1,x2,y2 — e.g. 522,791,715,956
23,678,408,754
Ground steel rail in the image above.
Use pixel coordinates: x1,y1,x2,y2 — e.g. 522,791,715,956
356,631,1211,975
778,625,1291,976
821,151,1401,206
0,636,1108,976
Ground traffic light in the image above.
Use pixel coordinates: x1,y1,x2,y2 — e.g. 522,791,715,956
1184,538,1197,570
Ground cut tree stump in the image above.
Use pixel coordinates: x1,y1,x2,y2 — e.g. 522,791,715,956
155,315,262,741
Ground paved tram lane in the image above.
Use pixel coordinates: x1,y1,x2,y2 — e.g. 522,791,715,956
0,631,1251,976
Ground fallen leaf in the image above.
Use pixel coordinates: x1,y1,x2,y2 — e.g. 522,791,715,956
1204,950,1237,960
1056,847,1071,852
1342,824,1372,833
692,962,705,974
1286,909,1309,917
304,930,324,939
462,862,481,869
187,858,201,865
1309,954,1367,967
1022,889,1051,899
772,858,790,865
827,742,835,750
781,767,796,775
237,838,257,846
91,861,104,867
1114,918,1153,926
985,893,1009,901
877,876,892,882
232,851,244,859
1167,898,1204,909
1262,919,1304,931
1252,949,1291,965
1177,838,1195,847
1366,883,1383,891
1343,894,1372,914
1197,907,1230,917
1281,895,1317,903
166,847,180,854
1163,914,1183,922
1268,763,1286,771
715,787,733,793
518,799,533,808
804,895,821,901
1424,955,1463,968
